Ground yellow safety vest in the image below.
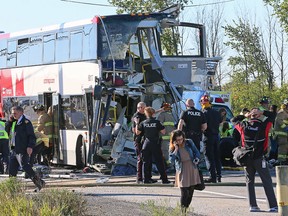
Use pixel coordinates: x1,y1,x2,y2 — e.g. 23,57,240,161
0,121,8,139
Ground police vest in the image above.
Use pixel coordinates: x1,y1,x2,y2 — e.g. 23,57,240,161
0,121,8,139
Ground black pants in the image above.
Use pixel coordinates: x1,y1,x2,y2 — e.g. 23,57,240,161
186,132,201,151
142,139,167,182
0,139,9,174
204,134,222,180
30,143,46,165
180,186,195,208
9,152,36,178
135,142,143,180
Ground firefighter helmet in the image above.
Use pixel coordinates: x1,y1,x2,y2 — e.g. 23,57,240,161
161,102,171,111
200,95,210,104
33,104,45,112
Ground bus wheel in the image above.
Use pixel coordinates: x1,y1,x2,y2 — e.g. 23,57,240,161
76,136,86,169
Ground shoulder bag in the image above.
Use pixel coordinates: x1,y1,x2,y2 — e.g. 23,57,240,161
194,168,205,191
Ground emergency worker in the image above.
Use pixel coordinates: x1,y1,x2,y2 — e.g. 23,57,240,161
157,102,175,166
200,95,222,183
7,106,45,191
30,132,49,165
134,107,170,184
232,108,278,212
34,105,53,164
178,99,207,150
259,96,270,111
0,118,9,174
132,102,147,183
274,99,288,164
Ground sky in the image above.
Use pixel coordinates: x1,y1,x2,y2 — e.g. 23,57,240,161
0,0,269,33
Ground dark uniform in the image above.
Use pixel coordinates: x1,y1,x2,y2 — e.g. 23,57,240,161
179,107,206,150
203,107,222,182
132,111,147,182
6,115,45,189
138,117,169,183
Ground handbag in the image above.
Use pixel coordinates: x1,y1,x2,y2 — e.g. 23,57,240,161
232,146,253,166
194,168,205,191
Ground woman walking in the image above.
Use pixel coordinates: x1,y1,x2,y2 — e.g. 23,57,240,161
169,130,201,213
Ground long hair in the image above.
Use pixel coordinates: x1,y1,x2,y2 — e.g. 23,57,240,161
144,107,155,118
169,129,186,152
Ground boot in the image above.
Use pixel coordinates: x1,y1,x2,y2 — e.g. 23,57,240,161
32,175,45,191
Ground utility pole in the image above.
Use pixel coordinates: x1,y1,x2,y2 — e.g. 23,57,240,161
276,166,288,215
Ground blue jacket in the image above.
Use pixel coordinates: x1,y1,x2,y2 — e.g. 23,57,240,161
169,139,200,172
6,115,36,154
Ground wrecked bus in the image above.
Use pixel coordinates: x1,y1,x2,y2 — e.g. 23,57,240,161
0,5,221,170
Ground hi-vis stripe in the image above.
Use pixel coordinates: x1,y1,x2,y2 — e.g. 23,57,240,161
162,135,170,140
163,122,174,126
245,138,265,142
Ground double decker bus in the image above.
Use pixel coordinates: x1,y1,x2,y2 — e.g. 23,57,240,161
0,5,219,168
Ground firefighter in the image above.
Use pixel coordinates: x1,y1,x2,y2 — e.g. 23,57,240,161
157,102,175,167
178,99,207,151
0,118,9,174
134,107,170,184
259,96,270,111
7,106,45,191
200,95,222,183
30,132,49,165
33,104,53,164
274,99,288,164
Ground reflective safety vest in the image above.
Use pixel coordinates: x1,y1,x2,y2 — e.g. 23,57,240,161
0,121,8,139
10,121,16,147
158,111,175,141
35,132,50,147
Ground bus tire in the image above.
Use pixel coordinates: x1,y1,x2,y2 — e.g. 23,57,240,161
76,136,86,169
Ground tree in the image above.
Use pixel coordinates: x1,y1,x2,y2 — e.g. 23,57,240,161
224,18,274,89
108,0,189,14
264,0,288,33
192,1,227,88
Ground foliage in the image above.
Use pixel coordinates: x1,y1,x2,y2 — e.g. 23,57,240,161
141,199,189,216
264,0,288,33
108,0,189,14
224,18,274,90
0,179,87,216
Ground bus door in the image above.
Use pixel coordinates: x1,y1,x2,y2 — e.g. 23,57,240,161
84,90,94,164
43,92,53,111
52,93,64,164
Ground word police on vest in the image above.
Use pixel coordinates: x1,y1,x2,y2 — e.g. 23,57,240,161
187,111,201,116
144,123,157,128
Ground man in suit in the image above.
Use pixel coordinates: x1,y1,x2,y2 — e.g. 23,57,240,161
6,106,45,191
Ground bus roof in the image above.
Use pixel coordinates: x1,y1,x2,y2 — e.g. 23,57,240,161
1,12,170,39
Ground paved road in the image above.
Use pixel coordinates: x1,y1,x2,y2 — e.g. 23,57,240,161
0,167,280,216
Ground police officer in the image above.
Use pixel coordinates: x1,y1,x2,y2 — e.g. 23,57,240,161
134,107,170,184
132,102,147,183
7,106,45,191
178,99,207,150
200,95,222,183
0,118,9,174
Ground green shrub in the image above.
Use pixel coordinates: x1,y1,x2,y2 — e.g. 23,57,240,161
33,189,87,216
141,199,191,216
0,179,87,216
